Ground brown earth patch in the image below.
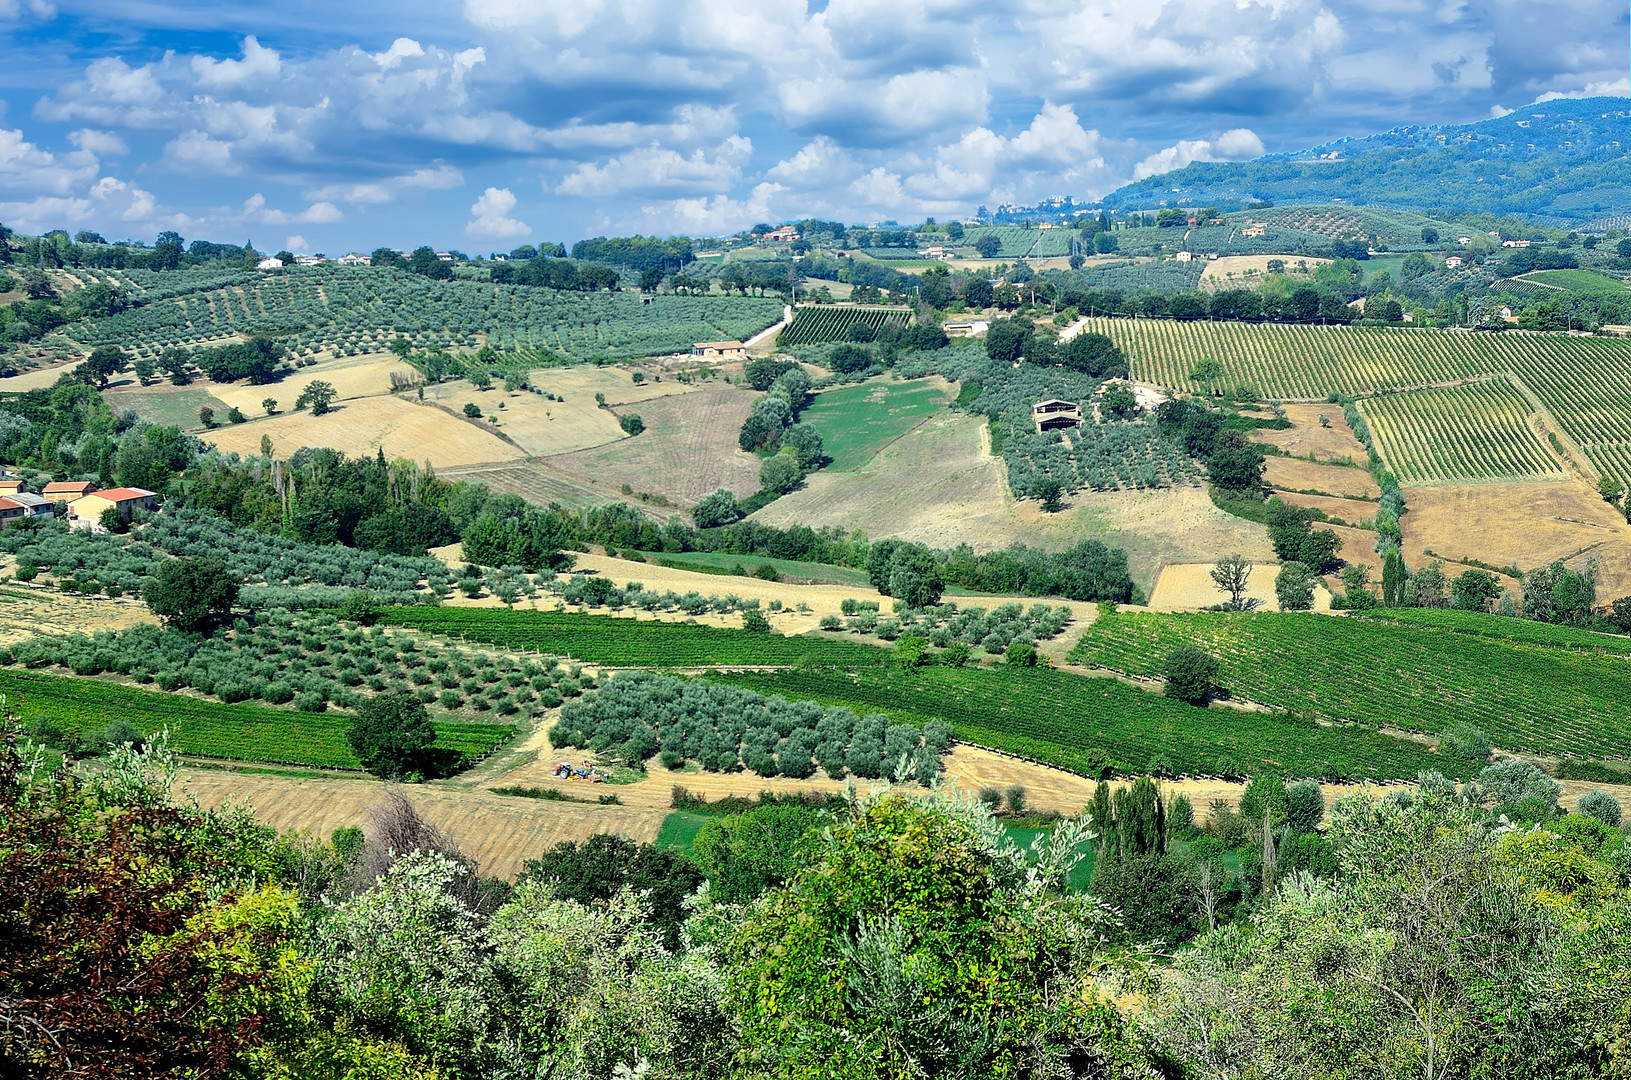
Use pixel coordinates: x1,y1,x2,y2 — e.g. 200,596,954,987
1273,491,1380,527
1401,480,1631,594
205,395,525,469
1251,403,1368,462
1264,456,1380,498
0,581,159,645
1327,524,1385,575
541,384,763,508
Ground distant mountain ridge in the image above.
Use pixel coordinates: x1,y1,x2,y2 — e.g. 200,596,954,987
1097,97,1631,224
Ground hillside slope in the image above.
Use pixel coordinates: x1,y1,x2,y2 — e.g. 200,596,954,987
1099,97,1631,223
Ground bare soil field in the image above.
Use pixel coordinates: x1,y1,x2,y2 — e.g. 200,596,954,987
1251,404,1367,462
757,411,1273,592
179,769,665,880
210,355,420,415
0,582,159,645
541,384,761,507
1401,480,1631,593
1263,456,1380,497
1327,524,1386,576
1273,491,1379,526
1199,254,1330,289
437,460,609,508
1146,562,1332,612
206,395,525,468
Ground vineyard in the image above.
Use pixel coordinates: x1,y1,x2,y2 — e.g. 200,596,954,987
709,665,1452,782
0,669,513,769
1358,378,1565,484
377,608,891,667
1081,317,1631,488
1356,607,1631,655
1070,610,1631,760
957,227,1041,258
54,265,782,362
1054,260,1207,293
777,306,912,346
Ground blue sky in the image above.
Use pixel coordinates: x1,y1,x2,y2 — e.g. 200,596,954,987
0,0,1625,252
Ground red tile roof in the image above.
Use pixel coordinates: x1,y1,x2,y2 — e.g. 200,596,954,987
42,481,94,495
85,487,157,502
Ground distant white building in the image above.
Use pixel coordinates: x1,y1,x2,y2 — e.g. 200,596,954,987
1458,236,1473,245
944,320,990,338
337,252,371,266
294,254,327,266
435,252,454,262
256,256,284,270
1174,251,1193,262
1445,256,1464,268
1502,239,1532,248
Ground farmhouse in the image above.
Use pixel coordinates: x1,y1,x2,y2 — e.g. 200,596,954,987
1445,256,1464,268
0,478,21,495
1032,399,1084,432
762,227,800,243
0,492,53,528
691,341,747,360
256,256,284,270
69,487,157,531
337,252,371,266
1174,251,1193,262
1241,224,1266,237
944,319,990,338
1502,239,1532,248
42,480,95,499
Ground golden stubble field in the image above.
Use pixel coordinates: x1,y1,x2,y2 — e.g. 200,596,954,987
208,355,421,415
206,395,525,468
1198,254,1330,290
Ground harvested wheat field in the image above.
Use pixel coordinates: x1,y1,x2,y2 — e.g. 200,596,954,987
0,581,159,645
758,411,1273,591
1400,479,1631,593
421,379,626,457
207,395,525,468
1146,562,1321,612
1250,403,1368,462
1272,490,1379,526
541,384,762,507
437,460,608,508
1264,455,1380,497
210,355,420,414
1327,524,1385,575
180,769,664,880
1199,254,1330,289
0,360,87,392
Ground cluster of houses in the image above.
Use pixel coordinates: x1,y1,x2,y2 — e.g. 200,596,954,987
256,252,381,271
0,478,158,532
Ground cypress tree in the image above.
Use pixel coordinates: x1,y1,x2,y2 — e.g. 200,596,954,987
1381,547,1407,607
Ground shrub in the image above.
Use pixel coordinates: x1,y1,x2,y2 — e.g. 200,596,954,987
1439,724,1492,763
1004,641,1037,666
1285,779,1326,833
1162,645,1218,705
619,413,645,436
1479,758,1561,809
692,487,743,529
1577,790,1623,828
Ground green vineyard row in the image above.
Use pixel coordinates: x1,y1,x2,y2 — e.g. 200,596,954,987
0,669,514,769
707,665,1454,782
777,306,911,346
1070,611,1631,760
1358,378,1565,484
377,608,890,668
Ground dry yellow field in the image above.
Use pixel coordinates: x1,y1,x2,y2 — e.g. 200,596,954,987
0,581,159,645
1251,403,1369,463
206,394,525,467
0,361,85,392
1146,562,1332,612
209,355,421,414
1263,456,1380,497
1199,254,1330,289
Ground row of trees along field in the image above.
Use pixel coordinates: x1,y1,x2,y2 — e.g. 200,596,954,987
4,725,1627,1079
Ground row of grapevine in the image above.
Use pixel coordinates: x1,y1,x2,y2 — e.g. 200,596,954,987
1358,378,1566,484
710,665,1453,782
1083,317,1631,488
1070,610,1631,760
0,668,513,769
777,306,911,346
377,607,891,668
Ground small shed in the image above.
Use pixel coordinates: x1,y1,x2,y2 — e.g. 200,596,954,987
1032,399,1083,432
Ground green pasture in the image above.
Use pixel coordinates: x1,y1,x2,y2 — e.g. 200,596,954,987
1521,269,1631,295
802,377,951,471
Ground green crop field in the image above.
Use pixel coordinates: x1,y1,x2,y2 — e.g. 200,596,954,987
958,226,1042,258
801,377,951,470
708,665,1451,782
1070,610,1631,760
1083,317,1631,488
0,669,513,769
1520,269,1631,295
376,608,890,667
1355,608,1631,655
777,306,912,346
635,551,872,586
1359,378,1565,484
57,264,782,362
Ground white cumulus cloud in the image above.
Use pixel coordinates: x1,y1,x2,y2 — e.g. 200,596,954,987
465,186,530,239
1133,128,1265,179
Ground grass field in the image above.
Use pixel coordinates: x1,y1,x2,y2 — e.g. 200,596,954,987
0,669,514,768
1070,610,1631,760
708,665,1451,782
635,550,872,586
1359,378,1565,484
655,811,711,853
802,377,953,470
1521,269,1631,294
102,386,232,430
377,607,891,667
1083,317,1631,489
